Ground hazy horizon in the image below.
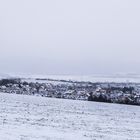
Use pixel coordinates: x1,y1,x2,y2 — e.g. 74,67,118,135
0,0,140,75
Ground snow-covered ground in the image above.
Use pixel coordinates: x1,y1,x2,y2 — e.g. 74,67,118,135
4,73,140,83
0,93,140,140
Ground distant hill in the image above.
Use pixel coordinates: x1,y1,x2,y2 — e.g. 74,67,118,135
0,73,11,79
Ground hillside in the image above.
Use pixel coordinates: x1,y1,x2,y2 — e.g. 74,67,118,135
0,92,140,140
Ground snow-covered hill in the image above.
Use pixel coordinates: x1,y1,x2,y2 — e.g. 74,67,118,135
0,73,11,79
7,73,140,83
0,92,140,140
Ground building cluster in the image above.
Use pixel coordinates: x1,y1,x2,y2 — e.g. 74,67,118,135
0,79,90,100
0,78,140,105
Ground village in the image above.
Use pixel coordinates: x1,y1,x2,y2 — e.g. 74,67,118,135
0,78,140,105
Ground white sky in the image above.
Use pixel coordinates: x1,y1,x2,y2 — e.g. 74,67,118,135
0,0,140,75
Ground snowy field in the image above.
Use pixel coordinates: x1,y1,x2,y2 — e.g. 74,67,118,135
0,93,140,140
3,73,140,83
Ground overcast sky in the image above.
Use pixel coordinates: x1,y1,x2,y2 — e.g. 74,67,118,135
0,0,140,75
